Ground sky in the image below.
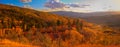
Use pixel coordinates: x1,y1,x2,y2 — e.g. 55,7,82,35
0,0,120,12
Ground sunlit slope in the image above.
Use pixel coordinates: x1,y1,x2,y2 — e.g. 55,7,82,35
0,39,39,47
0,4,68,25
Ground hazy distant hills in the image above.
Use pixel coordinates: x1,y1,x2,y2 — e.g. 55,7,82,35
52,11,120,27
52,11,120,17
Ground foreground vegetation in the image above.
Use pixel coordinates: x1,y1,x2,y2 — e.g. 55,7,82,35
0,4,120,47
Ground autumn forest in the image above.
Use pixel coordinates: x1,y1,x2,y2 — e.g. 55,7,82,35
0,4,120,47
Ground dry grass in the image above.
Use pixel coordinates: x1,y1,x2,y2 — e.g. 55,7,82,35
0,39,39,47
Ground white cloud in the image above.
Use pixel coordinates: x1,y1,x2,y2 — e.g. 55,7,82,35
45,0,67,9
87,0,120,11
20,0,32,3
45,0,89,9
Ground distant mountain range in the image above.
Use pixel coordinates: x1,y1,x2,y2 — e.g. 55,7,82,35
52,11,120,27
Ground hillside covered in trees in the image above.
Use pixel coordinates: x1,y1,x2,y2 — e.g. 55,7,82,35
0,4,120,47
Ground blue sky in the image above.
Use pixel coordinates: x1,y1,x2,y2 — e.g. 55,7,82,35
0,0,46,9
0,0,120,12
0,0,77,9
